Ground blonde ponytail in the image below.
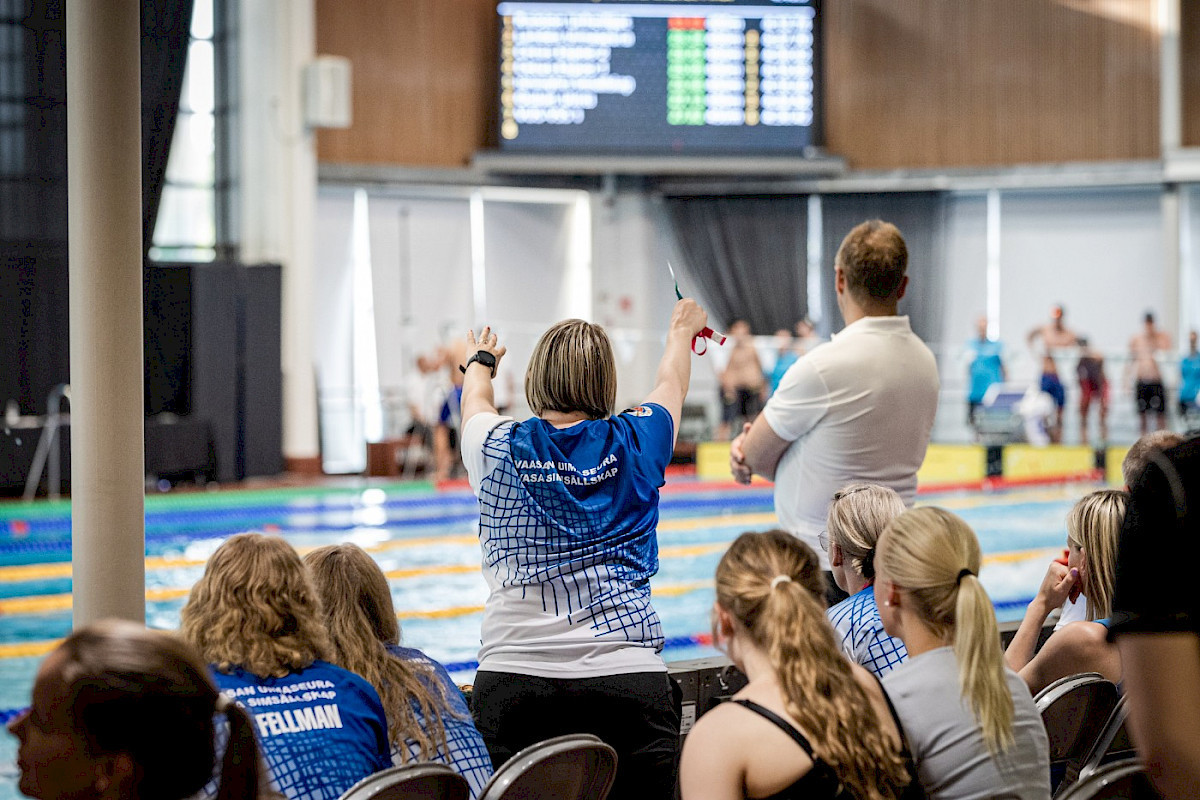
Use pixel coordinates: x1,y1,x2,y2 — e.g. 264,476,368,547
954,571,1014,752
877,508,1014,753
716,531,910,800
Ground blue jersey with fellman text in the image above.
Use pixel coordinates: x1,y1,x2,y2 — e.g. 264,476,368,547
213,661,390,800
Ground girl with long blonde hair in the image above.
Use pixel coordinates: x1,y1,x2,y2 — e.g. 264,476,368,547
181,533,390,800
680,530,913,800
304,544,493,798
875,508,1050,799
1005,489,1127,693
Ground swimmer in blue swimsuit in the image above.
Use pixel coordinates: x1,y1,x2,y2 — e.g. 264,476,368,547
1027,305,1080,444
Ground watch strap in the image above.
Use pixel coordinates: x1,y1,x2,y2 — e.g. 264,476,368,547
459,351,497,378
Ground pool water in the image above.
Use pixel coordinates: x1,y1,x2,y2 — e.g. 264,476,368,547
0,478,1095,796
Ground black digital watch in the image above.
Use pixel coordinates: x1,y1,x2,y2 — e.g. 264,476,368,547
460,350,498,379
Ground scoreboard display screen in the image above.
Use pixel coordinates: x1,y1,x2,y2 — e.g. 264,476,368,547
497,0,820,154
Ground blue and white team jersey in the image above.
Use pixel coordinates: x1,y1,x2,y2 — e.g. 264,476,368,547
387,645,493,799
827,586,908,678
461,404,675,678
212,661,390,800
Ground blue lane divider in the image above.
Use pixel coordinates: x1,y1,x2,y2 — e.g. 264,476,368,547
0,513,486,558
0,495,777,560
0,488,775,541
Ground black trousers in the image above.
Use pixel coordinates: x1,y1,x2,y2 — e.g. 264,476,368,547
472,670,680,800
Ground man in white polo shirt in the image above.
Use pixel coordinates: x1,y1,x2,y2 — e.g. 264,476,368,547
730,220,939,598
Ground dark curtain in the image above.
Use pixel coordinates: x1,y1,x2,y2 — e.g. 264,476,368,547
141,0,194,257
663,196,808,335
0,0,193,415
818,193,947,343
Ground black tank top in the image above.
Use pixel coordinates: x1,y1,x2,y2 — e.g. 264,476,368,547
730,699,857,800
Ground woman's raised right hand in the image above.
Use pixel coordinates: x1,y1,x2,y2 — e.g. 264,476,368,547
1035,560,1079,611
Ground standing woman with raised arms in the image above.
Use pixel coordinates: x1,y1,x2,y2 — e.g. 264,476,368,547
875,508,1050,799
457,297,708,800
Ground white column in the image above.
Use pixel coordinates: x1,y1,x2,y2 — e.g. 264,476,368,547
239,0,320,468
1164,187,1183,343
986,189,1002,340
805,194,822,326
67,0,146,625
1160,0,1182,155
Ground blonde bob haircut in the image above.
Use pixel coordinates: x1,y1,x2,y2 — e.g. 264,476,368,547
524,319,617,420
1065,489,1128,621
304,544,455,761
876,507,1014,754
715,530,910,800
826,483,907,581
181,532,329,678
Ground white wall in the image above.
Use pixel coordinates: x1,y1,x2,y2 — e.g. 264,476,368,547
315,179,1200,456
366,194,475,389
998,188,1166,369
938,193,989,349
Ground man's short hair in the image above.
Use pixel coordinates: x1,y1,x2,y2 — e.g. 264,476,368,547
1122,430,1187,488
835,220,908,304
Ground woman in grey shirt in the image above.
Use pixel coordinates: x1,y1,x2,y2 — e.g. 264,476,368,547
874,507,1050,800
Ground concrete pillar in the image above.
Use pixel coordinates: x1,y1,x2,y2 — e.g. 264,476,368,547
239,0,320,472
67,0,146,625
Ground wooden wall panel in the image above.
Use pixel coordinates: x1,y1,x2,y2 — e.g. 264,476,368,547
316,0,497,167
822,0,1159,169
1183,0,1200,147
317,0,1161,169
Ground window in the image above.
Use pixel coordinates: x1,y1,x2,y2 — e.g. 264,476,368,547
151,0,233,262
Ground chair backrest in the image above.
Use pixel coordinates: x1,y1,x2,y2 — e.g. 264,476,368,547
339,763,470,800
479,734,618,800
1073,696,1136,777
1055,758,1161,800
1035,673,1120,762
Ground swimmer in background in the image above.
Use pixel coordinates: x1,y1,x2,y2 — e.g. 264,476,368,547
1075,336,1108,447
766,328,798,396
717,320,767,440
1126,311,1172,435
1027,304,1079,444
794,317,821,357
1179,330,1200,422
966,315,1005,436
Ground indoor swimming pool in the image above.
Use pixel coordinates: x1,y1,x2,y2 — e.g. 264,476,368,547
0,476,1100,792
